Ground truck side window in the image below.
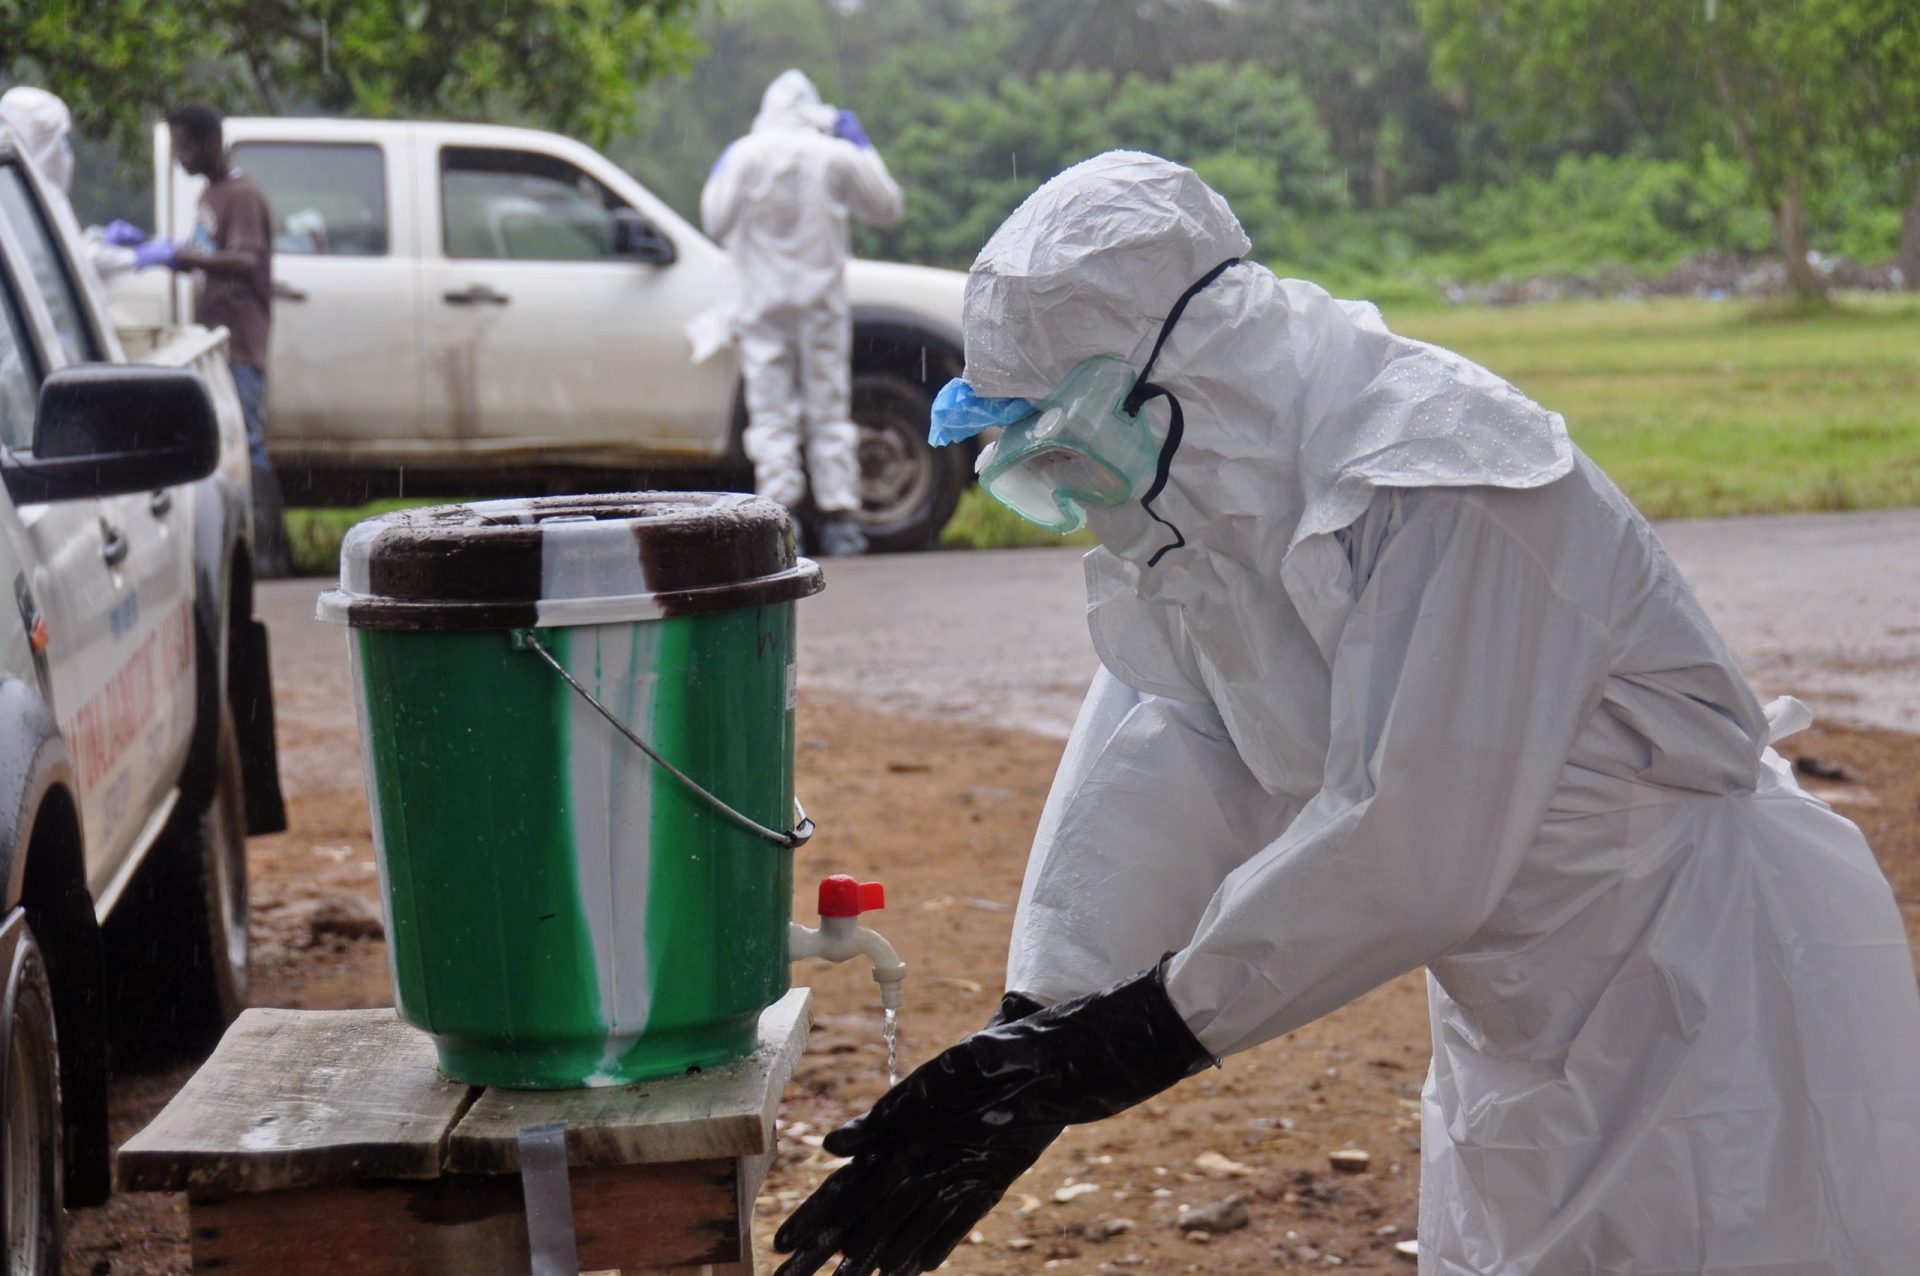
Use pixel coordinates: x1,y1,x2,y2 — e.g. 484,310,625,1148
0,267,40,450
0,163,103,366
230,142,389,256
441,147,648,262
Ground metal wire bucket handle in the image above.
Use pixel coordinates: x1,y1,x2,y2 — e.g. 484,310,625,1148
515,631,815,849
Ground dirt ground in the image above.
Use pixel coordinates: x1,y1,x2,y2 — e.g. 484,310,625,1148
63,698,1920,1276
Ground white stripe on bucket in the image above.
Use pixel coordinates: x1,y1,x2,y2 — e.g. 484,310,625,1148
562,621,660,1082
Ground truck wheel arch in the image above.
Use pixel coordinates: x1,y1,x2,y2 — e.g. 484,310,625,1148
851,317,965,397
848,320,970,552
0,680,109,1207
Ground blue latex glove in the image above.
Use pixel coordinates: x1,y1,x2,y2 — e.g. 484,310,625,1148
833,109,873,150
133,238,177,270
103,219,148,247
928,378,1032,446
709,142,734,178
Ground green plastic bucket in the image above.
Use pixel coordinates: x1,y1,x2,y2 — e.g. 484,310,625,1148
317,493,822,1088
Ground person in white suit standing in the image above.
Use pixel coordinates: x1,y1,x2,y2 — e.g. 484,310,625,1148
699,70,904,556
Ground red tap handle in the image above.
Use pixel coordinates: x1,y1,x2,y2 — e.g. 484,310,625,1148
818,874,886,918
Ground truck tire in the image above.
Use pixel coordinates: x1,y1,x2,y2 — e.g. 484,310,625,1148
848,371,968,553
2,935,61,1276
106,705,250,1063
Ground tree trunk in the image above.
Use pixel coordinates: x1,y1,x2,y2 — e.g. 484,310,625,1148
1901,161,1920,293
1776,172,1826,302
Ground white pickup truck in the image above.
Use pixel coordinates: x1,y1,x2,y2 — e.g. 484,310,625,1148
0,124,284,1270
112,118,974,551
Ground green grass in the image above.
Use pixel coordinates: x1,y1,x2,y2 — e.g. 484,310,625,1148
936,486,1098,550
285,499,438,576
1389,295,1920,520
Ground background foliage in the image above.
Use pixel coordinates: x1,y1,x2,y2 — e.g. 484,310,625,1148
6,0,1915,297
608,0,1914,300
2,0,701,153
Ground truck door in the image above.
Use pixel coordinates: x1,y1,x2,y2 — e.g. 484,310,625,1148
224,135,423,458
0,160,185,893
416,140,735,462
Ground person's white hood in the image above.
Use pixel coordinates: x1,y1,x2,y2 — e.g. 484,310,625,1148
751,69,837,136
963,152,1574,785
0,86,75,193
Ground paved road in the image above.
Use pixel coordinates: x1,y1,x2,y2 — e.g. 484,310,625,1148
264,507,1920,742
794,508,1920,737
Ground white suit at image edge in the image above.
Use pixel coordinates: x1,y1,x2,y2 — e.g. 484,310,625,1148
978,151,1920,1274
695,70,904,513
0,87,138,282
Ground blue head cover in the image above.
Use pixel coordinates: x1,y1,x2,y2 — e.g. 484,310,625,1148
928,378,1032,446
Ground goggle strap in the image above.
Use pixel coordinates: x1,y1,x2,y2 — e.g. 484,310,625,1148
1132,384,1187,568
1123,258,1235,567
1123,257,1242,415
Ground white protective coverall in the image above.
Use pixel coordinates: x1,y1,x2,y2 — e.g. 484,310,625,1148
977,153,1920,1274
697,70,904,513
0,87,136,279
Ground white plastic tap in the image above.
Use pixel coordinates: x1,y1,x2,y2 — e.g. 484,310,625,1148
789,875,907,1011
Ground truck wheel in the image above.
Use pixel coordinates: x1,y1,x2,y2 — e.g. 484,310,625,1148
107,705,250,1062
2,936,61,1276
849,371,968,553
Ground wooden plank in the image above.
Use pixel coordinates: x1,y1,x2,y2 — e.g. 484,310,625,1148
118,1008,472,1194
447,988,812,1174
187,1160,744,1274
621,1151,769,1275
574,1159,743,1269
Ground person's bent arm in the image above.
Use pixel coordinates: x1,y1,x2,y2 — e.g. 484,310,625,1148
700,147,744,246
1007,665,1297,1006
1167,486,1612,1056
839,148,903,230
168,245,258,278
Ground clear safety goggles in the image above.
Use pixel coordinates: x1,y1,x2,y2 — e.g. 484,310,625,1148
967,358,1163,535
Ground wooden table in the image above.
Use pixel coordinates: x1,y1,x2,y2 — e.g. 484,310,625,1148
117,989,812,1275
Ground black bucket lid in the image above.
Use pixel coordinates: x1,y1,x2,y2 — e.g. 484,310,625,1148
316,492,823,632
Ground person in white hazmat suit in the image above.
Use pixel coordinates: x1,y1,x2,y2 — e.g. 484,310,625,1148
773,152,1920,1276
0,87,142,281
698,70,904,556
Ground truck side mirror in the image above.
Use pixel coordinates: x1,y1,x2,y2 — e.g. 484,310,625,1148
611,208,677,266
3,365,219,505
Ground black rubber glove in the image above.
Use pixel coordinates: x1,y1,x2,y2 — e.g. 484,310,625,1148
982,990,1045,1028
773,960,1214,1276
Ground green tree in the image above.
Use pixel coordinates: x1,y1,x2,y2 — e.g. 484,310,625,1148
1823,0,1920,289
869,61,1346,267
1006,0,1472,206
1417,0,1863,301
1,0,701,157
1216,0,1471,206
1010,0,1234,79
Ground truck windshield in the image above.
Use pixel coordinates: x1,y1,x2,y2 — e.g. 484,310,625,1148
0,263,39,449
0,163,102,365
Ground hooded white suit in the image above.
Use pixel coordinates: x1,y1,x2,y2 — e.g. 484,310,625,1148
698,70,904,515
976,153,1920,1274
0,87,136,283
